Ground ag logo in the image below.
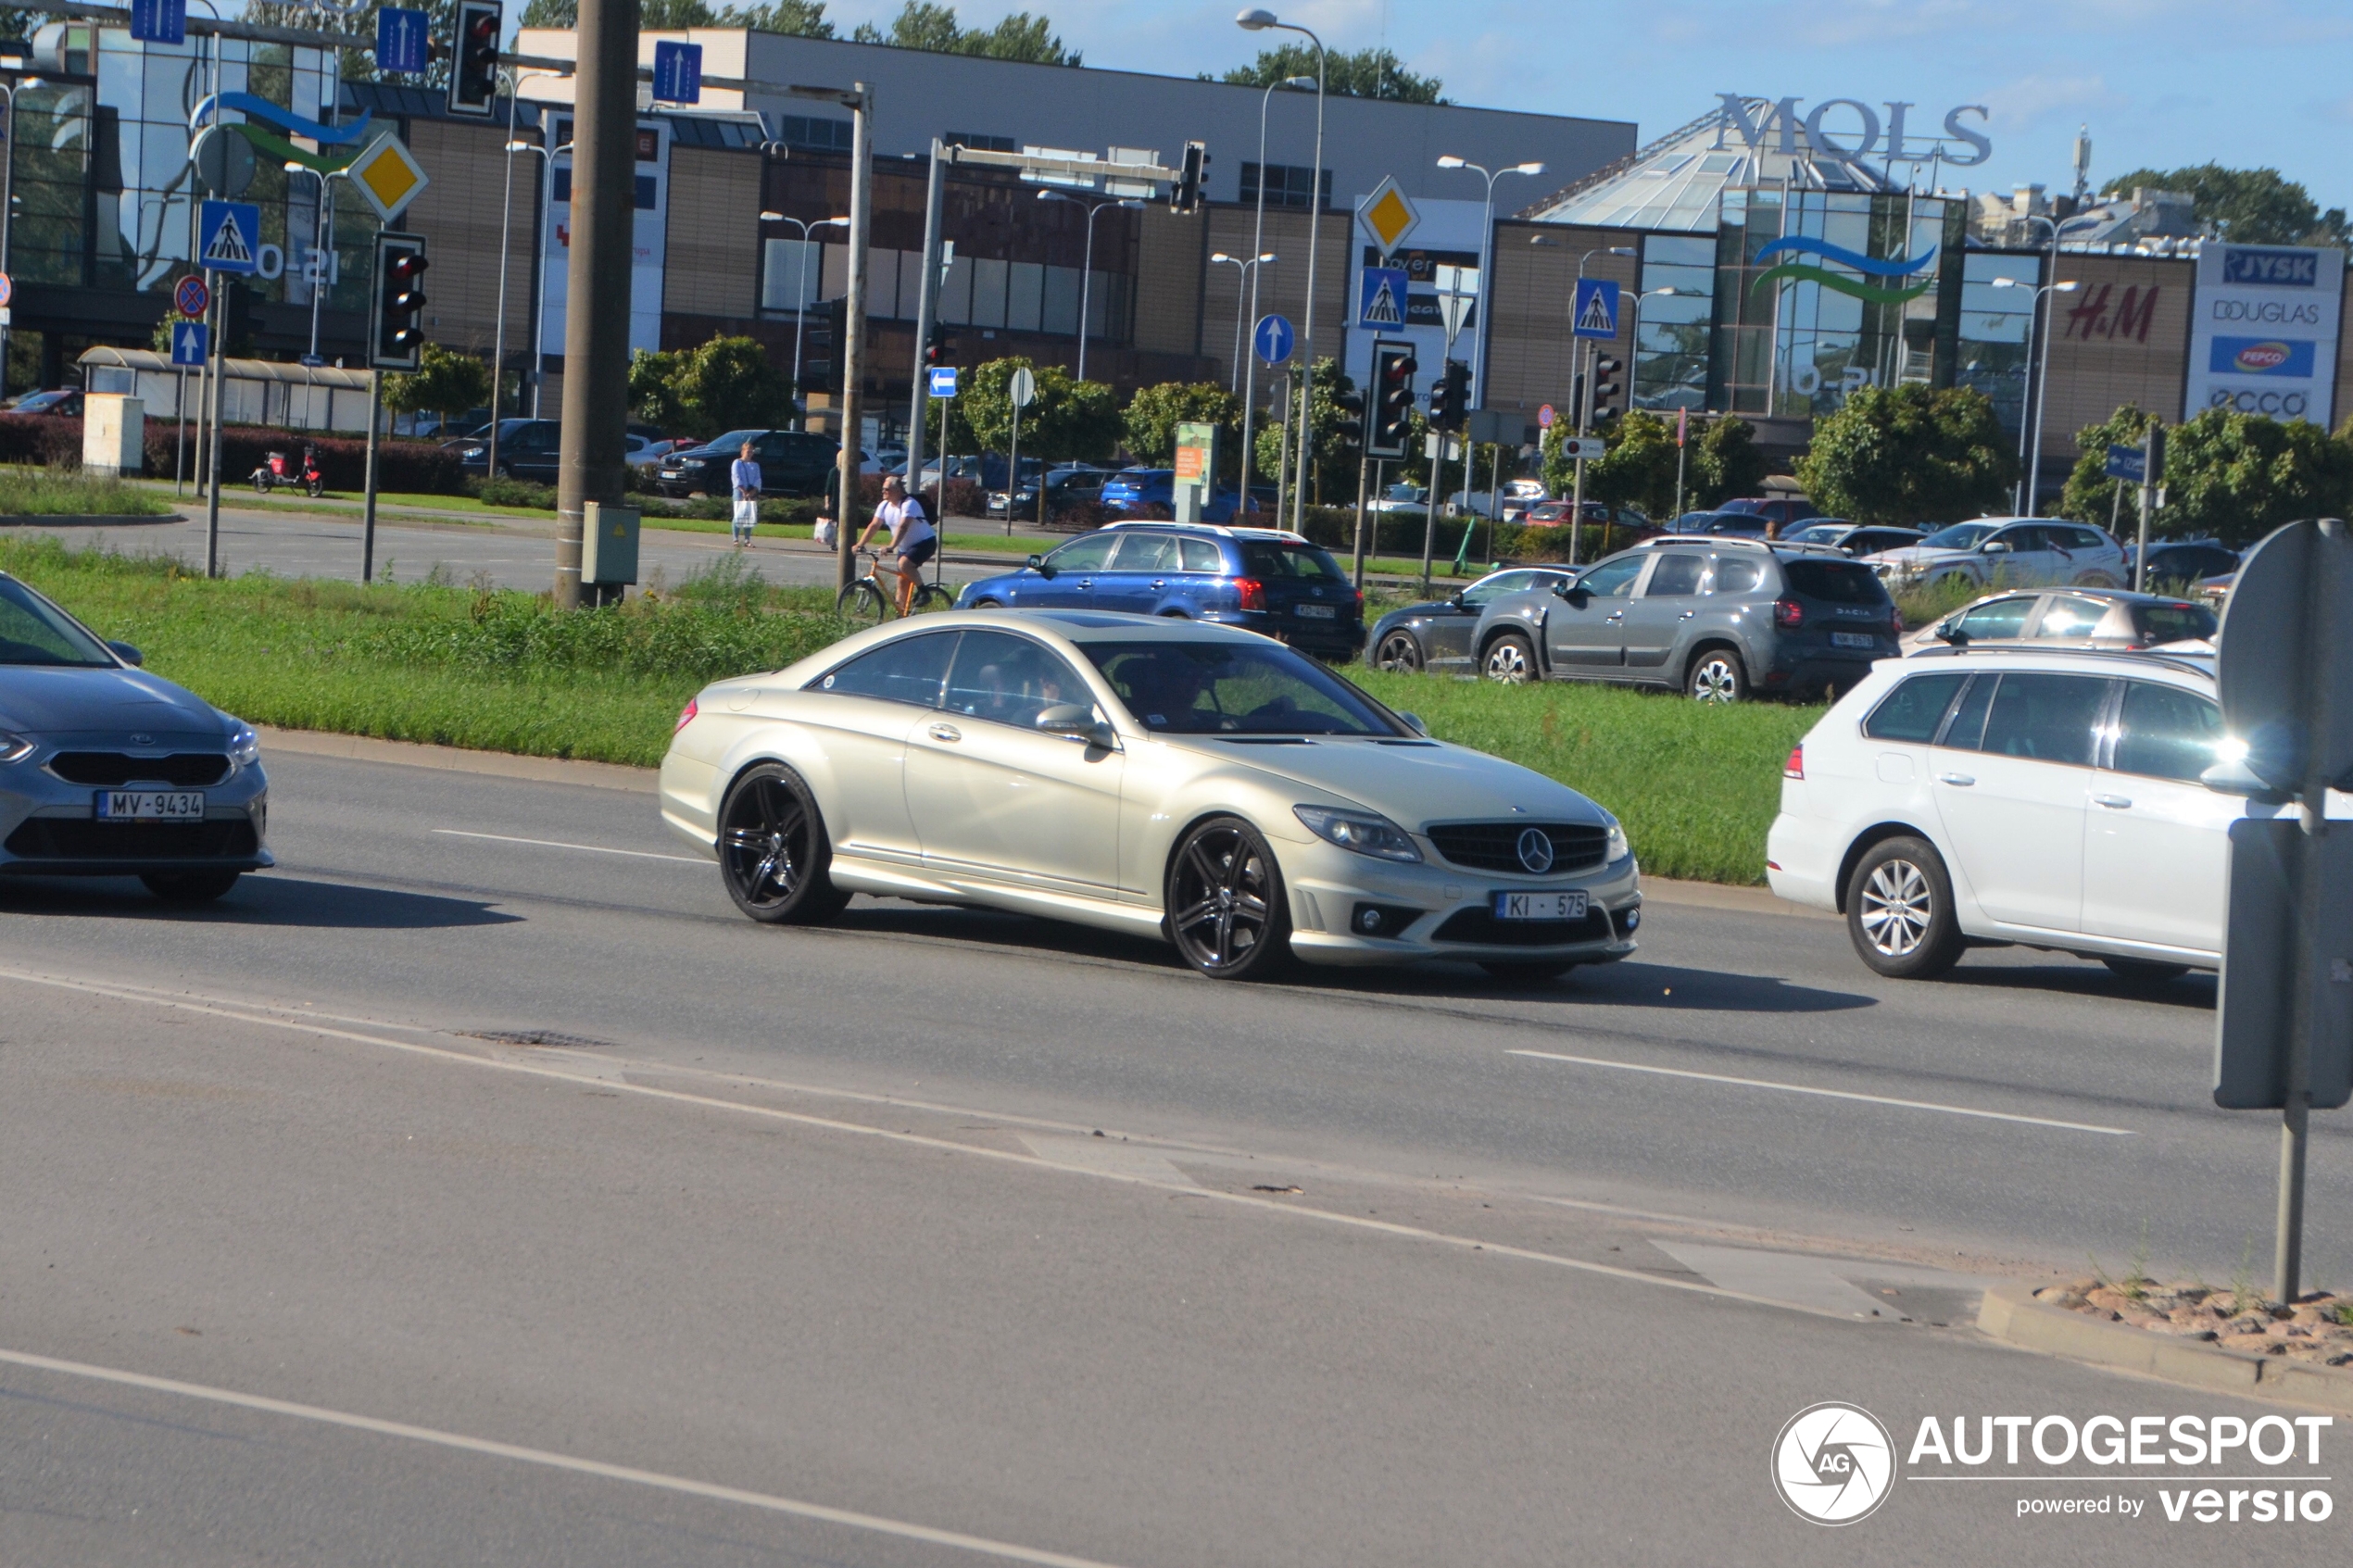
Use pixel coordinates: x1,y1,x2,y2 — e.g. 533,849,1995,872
1771,1402,1896,1524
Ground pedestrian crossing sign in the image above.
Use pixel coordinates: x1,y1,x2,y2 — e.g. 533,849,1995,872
1359,267,1407,329
198,199,260,275
1573,277,1620,340
170,320,209,367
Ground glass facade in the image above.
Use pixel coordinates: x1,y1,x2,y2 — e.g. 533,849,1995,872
1633,233,1712,410
1956,251,2042,442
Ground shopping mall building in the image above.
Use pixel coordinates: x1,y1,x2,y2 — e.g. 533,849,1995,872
22,19,2348,500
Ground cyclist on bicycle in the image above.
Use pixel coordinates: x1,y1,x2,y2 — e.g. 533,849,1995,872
855,474,937,616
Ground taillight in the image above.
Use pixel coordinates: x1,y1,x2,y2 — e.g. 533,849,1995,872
674,697,698,734
1772,597,1804,629
1235,576,1267,611
1783,743,1805,779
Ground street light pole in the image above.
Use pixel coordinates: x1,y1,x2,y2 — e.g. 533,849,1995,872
1209,251,1276,393
1564,244,1633,565
1237,9,1325,532
1037,188,1140,384
1994,270,2079,514
0,74,44,401
1435,154,1543,410
2000,216,2057,512
1240,73,1313,506
758,210,849,418
283,161,343,367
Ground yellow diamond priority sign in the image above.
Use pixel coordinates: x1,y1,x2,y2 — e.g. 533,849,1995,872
1358,175,1419,256
348,133,429,223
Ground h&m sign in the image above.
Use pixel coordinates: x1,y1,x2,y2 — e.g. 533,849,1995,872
1713,94,1992,169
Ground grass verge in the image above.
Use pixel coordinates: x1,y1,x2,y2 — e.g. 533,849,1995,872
6,539,1809,882
0,467,175,516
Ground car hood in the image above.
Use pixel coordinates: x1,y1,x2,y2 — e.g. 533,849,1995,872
1867,545,1977,569
1176,734,1608,833
0,665,228,738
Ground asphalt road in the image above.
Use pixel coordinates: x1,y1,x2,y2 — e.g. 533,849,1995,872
1,744,2343,1563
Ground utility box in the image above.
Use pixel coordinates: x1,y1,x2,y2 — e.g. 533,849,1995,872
580,501,640,587
82,393,144,477
1172,420,1217,523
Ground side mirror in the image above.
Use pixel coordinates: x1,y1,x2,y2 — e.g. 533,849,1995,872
1398,711,1430,737
108,641,144,666
2202,757,2291,803
1026,553,1056,579
1981,540,2011,554
1936,621,1967,646
1038,703,1118,749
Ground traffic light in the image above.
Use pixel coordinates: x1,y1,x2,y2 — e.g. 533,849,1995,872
1428,358,1471,433
1170,140,1207,215
1332,388,1364,446
923,321,955,370
1366,342,1416,458
448,0,500,118
372,232,428,370
1591,354,1623,413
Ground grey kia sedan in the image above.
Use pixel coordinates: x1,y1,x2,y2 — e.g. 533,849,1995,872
0,571,271,900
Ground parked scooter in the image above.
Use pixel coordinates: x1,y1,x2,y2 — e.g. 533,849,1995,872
252,444,324,497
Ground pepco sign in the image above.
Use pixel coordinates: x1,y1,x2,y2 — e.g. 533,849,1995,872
2185,243,2343,426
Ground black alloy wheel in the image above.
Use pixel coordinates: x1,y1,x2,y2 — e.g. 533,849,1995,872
1843,835,1964,979
1374,629,1425,672
141,871,241,904
717,764,849,924
1165,816,1292,980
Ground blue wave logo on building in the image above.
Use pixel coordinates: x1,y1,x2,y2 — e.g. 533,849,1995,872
1751,235,1938,305
193,92,372,172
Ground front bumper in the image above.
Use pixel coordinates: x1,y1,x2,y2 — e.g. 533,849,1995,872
1281,839,1641,968
0,758,272,878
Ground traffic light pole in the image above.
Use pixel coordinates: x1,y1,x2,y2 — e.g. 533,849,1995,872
833,84,873,593
551,0,638,610
903,138,946,521
362,369,383,583
203,274,225,580
1350,444,1371,591
1568,339,1592,567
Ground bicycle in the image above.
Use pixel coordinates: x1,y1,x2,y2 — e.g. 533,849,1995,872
837,546,954,624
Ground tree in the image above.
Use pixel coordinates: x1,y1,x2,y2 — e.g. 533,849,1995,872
1248,358,1360,505
955,358,1121,468
1126,380,1239,468
628,347,690,433
849,3,1079,65
2105,162,2348,248
2158,409,2352,548
525,0,818,28
384,343,492,432
1582,410,1680,521
724,0,834,32
1220,44,1441,104
628,336,793,439
2056,402,2158,530
1795,384,2016,525
1690,415,1768,508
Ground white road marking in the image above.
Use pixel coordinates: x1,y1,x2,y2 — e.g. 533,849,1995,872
1647,1239,1949,1320
0,965,1859,1322
0,1346,1133,1568
432,828,705,865
1506,1048,2133,1135
1016,1132,1189,1184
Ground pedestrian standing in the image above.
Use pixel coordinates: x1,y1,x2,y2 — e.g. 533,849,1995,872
730,440,761,546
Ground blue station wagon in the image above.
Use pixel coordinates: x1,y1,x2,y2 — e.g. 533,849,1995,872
953,522,1366,659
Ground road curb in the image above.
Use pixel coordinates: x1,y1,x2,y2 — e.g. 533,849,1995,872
1978,1283,2353,1413
256,726,658,794
0,512,185,526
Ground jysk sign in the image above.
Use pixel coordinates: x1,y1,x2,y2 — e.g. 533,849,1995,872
2184,243,2343,427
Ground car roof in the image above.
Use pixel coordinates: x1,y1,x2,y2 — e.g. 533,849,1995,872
1098,521,1312,544
1901,644,2215,681
1631,535,1849,559
1951,585,2206,608
936,608,1274,646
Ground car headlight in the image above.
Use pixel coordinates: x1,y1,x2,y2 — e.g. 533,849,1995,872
1604,815,1630,863
226,721,259,767
0,729,31,763
1293,805,1422,863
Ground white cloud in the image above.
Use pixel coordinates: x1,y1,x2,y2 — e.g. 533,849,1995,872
1982,73,2128,135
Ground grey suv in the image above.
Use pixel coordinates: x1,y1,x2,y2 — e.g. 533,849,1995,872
1466,539,1901,701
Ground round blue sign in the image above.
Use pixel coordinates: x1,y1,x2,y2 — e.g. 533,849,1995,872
175,273,209,319
1254,313,1295,366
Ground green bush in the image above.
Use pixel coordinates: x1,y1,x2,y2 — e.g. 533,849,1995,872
469,474,558,509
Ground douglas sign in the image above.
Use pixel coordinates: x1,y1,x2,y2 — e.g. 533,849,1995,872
1712,94,1993,169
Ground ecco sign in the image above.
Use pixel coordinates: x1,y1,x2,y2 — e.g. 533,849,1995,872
1713,94,1992,169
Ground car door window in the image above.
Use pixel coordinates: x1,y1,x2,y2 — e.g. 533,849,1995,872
1964,673,2112,765
1993,525,2044,554
1110,533,1179,571
1177,536,1222,572
1643,554,1706,596
2065,527,2109,552
1708,557,1764,595
2112,682,2225,782
2032,596,2108,638
1864,673,1968,741
1577,556,1645,597
1953,596,2033,640
1045,534,1118,572
941,630,1088,729
811,631,956,707
1460,571,1531,608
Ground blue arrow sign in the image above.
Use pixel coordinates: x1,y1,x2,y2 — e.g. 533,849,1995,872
928,366,959,398
652,41,702,104
1358,267,1407,330
1572,277,1619,340
1253,313,1294,366
375,6,430,74
170,320,209,367
2104,443,2146,483
130,0,186,45
198,199,261,275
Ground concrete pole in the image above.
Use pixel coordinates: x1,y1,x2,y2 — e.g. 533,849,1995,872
489,122,518,474
203,276,226,579
361,369,382,582
553,0,640,609
834,84,873,593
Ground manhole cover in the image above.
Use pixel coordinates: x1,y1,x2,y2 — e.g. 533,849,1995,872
462,1029,617,1049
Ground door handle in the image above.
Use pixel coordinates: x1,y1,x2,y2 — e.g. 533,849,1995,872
1151,579,1166,589
2093,794,2133,809
1679,609,1696,621
1605,611,1626,623
1076,578,1093,588
928,723,963,743
1936,772,1975,786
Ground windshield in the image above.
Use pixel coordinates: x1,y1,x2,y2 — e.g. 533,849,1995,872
707,429,766,452
1919,522,1996,550
0,576,117,666
1082,640,1404,735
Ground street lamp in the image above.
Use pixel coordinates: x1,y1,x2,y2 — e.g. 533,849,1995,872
1035,188,1140,384
1238,8,1325,533
504,133,573,424
1210,250,1277,393
1434,155,1544,410
0,73,43,400
282,160,345,370
1993,272,2080,513
1240,72,1314,506
759,209,849,422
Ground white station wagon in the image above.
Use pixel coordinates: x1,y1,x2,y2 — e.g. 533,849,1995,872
1767,646,2246,982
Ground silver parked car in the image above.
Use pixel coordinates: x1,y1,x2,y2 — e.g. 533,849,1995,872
0,571,271,901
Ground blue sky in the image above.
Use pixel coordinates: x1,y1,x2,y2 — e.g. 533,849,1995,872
821,0,2352,213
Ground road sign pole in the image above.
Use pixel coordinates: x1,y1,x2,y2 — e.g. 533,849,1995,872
1350,437,1371,592
362,369,383,583
2134,420,2160,591
204,275,225,578
903,139,945,519
1005,399,1019,538
1569,340,1592,567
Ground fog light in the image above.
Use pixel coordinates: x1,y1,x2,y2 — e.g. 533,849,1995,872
1352,902,1420,937
1360,909,1382,932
